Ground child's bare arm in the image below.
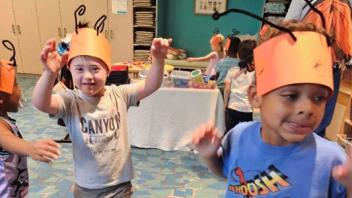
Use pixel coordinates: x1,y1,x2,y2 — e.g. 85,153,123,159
224,80,231,107
0,120,60,163
192,123,225,178
32,38,68,115
186,52,215,62
136,38,171,101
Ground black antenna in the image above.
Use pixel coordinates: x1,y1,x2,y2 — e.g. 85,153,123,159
212,9,297,41
2,40,17,67
74,4,86,34
302,0,331,46
94,15,107,36
302,0,326,30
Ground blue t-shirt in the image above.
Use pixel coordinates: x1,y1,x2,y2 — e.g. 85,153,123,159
221,121,347,197
216,57,239,89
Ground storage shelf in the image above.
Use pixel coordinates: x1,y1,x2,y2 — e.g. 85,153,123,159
133,25,156,28
133,0,157,61
133,6,156,8
266,0,290,3
133,44,152,47
337,134,352,149
263,0,291,24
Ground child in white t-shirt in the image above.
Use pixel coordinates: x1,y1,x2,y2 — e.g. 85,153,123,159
224,39,256,132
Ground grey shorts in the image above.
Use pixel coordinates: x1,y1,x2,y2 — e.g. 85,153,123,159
74,181,132,198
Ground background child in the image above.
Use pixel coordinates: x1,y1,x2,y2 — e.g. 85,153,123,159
31,24,170,197
223,39,256,132
215,36,241,96
187,34,225,79
0,59,60,197
191,21,352,197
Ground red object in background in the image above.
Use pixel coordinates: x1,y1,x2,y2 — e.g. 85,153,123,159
107,63,130,85
111,63,128,71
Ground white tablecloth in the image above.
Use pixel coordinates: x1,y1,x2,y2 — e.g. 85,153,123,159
128,87,225,151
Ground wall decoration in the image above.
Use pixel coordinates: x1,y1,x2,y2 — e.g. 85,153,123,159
195,0,228,15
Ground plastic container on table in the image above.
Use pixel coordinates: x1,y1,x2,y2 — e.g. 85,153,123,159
170,70,191,88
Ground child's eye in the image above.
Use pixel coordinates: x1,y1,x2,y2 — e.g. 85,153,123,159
313,95,328,103
75,68,83,72
282,93,298,101
92,67,100,73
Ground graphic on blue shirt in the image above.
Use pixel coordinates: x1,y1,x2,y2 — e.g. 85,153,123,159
228,164,291,197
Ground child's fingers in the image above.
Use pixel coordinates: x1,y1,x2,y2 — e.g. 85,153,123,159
35,140,61,154
332,165,349,183
213,128,223,140
161,38,170,47
40,45,53,61
49,39,57,51
152,38,162,47
61,53,69,66
191,124,208,145
38,149,60,161
192,123,217,145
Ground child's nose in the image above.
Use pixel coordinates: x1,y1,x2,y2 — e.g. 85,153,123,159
297,98,314,117
83,71,93,79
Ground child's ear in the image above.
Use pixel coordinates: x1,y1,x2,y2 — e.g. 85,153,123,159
248,84,262,108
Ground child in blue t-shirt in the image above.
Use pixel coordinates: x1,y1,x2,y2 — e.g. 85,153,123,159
215,36,241,96
191,21,352,197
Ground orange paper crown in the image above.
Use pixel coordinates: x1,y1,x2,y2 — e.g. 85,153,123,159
0,60,15,94
210,34,224,47
224,37,231,51
254,31,333,96
68,28,111,71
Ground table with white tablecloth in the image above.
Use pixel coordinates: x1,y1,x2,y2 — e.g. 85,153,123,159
128,87,225,151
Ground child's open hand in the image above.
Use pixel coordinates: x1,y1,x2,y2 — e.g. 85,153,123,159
29,139,61,163
150,38,172,60
40,38,68,75
332,147,352,189
192,123,222,158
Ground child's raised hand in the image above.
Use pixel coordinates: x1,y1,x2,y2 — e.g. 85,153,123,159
40,38,68,75
333,147,352,190
29,139,61,163
192,123,222,158
150,38,172,60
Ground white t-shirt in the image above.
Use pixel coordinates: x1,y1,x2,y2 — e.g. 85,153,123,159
225,67,255,112
205,52,220,76
54,84,138,189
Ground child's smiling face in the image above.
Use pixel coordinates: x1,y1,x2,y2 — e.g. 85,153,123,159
250,83,330,146
69,56,109,97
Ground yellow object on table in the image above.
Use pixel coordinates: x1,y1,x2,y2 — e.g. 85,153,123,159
143,63,174,73
113,62,174,79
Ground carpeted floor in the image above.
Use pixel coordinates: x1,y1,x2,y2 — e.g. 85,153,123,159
9,74,225,198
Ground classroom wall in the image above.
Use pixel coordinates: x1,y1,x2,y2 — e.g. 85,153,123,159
157,0,265,56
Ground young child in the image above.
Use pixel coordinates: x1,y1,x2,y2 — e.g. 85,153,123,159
187,34,225,79
215,36,241,96
223,39,256,132
191,21,352,197
0,60,60,197
31,25,170,197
